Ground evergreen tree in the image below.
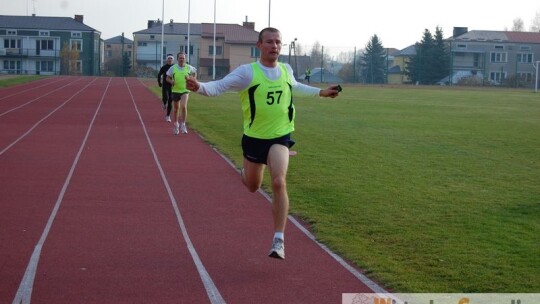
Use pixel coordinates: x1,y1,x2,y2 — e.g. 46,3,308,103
362,35,386,84
432,27,450,84
122,53,132,76
405,28,450,85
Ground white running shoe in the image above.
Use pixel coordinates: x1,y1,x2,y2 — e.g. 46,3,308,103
268,238,285,259
180,123,188,134
166,115,171,122
173,122,180,135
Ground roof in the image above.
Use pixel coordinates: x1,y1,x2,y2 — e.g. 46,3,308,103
201,23,259,44
0,15,97,32
134,22,258,44
451,30,540,44
134,23,202,35
105,35,133,44
394,44,416,56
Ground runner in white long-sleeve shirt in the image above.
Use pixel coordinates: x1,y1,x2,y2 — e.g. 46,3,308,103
186,27,341,260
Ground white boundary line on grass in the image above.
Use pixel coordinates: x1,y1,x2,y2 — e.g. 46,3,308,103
208,141,390,295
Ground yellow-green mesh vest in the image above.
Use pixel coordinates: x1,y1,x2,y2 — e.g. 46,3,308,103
171,64,190,93
239,62,294,139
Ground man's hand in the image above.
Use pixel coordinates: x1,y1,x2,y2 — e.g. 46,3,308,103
186,75,200,92
319,85,342,98
158,82,162,87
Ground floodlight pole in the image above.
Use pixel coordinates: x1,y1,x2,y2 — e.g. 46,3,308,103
160,0,164,66
268,0,271,27
187,0,191,63
535,61,539,93
213,0,216,80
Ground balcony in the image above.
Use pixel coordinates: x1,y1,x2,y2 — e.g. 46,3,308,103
0,48,60,58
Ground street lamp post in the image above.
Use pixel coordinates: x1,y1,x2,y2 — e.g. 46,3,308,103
288,38,297,78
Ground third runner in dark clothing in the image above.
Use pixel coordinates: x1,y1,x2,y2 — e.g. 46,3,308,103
157,54,174,122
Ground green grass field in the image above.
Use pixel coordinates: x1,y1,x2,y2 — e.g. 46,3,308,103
0,75,44,88
175,84,539,292
5,77,538,292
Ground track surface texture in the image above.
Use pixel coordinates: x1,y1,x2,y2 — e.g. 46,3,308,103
1,77,386,304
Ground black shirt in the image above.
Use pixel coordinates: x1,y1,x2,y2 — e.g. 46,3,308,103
157,64,173,88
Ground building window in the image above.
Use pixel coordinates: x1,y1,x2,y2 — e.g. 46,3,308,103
39,31,50,36
473,53,480,67
3,60,21,73
37,61,54,72
71,39,82,51
40,40,54,50
517,53,533,63
4,39,22,49
251,47,260,57
7,30,17,35
520,45,531,51
72,60,83,73
517,72,533,83
208,45,223,56
138,41,147,46
489,71,506,84
180,45,193,54
71,32,82,38
490,52,507,63
106,50,113,57
150,35,155,40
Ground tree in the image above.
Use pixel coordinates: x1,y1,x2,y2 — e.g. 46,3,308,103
59,41,80,75
431,27,450,84
362,35,386,84
405,27,450,85
104,55,122,76
512,18,525,31
309,41,323,70
122,53,132,76
530,9,540,32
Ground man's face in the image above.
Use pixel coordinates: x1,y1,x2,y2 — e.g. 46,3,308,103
257,30,282,62
167,57,174,64
177,54,186,65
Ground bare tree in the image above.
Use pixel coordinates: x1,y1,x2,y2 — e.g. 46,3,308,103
512,17,525,31
60,42,80,75
530,9,540,32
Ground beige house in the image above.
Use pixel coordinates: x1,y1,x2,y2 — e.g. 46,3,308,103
103,35,133,75
133,20,259,80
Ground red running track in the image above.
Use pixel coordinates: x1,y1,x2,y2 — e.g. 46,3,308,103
0,77,387,304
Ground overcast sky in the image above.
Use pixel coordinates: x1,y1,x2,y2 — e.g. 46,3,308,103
2,0,540,56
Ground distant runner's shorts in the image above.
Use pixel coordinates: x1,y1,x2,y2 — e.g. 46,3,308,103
241,133,295,165
171,92,188,102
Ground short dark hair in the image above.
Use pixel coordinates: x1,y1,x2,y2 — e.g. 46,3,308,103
258,27,280,43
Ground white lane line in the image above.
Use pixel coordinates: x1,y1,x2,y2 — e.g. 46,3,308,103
125,78,226,304
211,139,390,295
0,77,97,156
0,77,67,101
12,78,112,304
0,78,82,115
